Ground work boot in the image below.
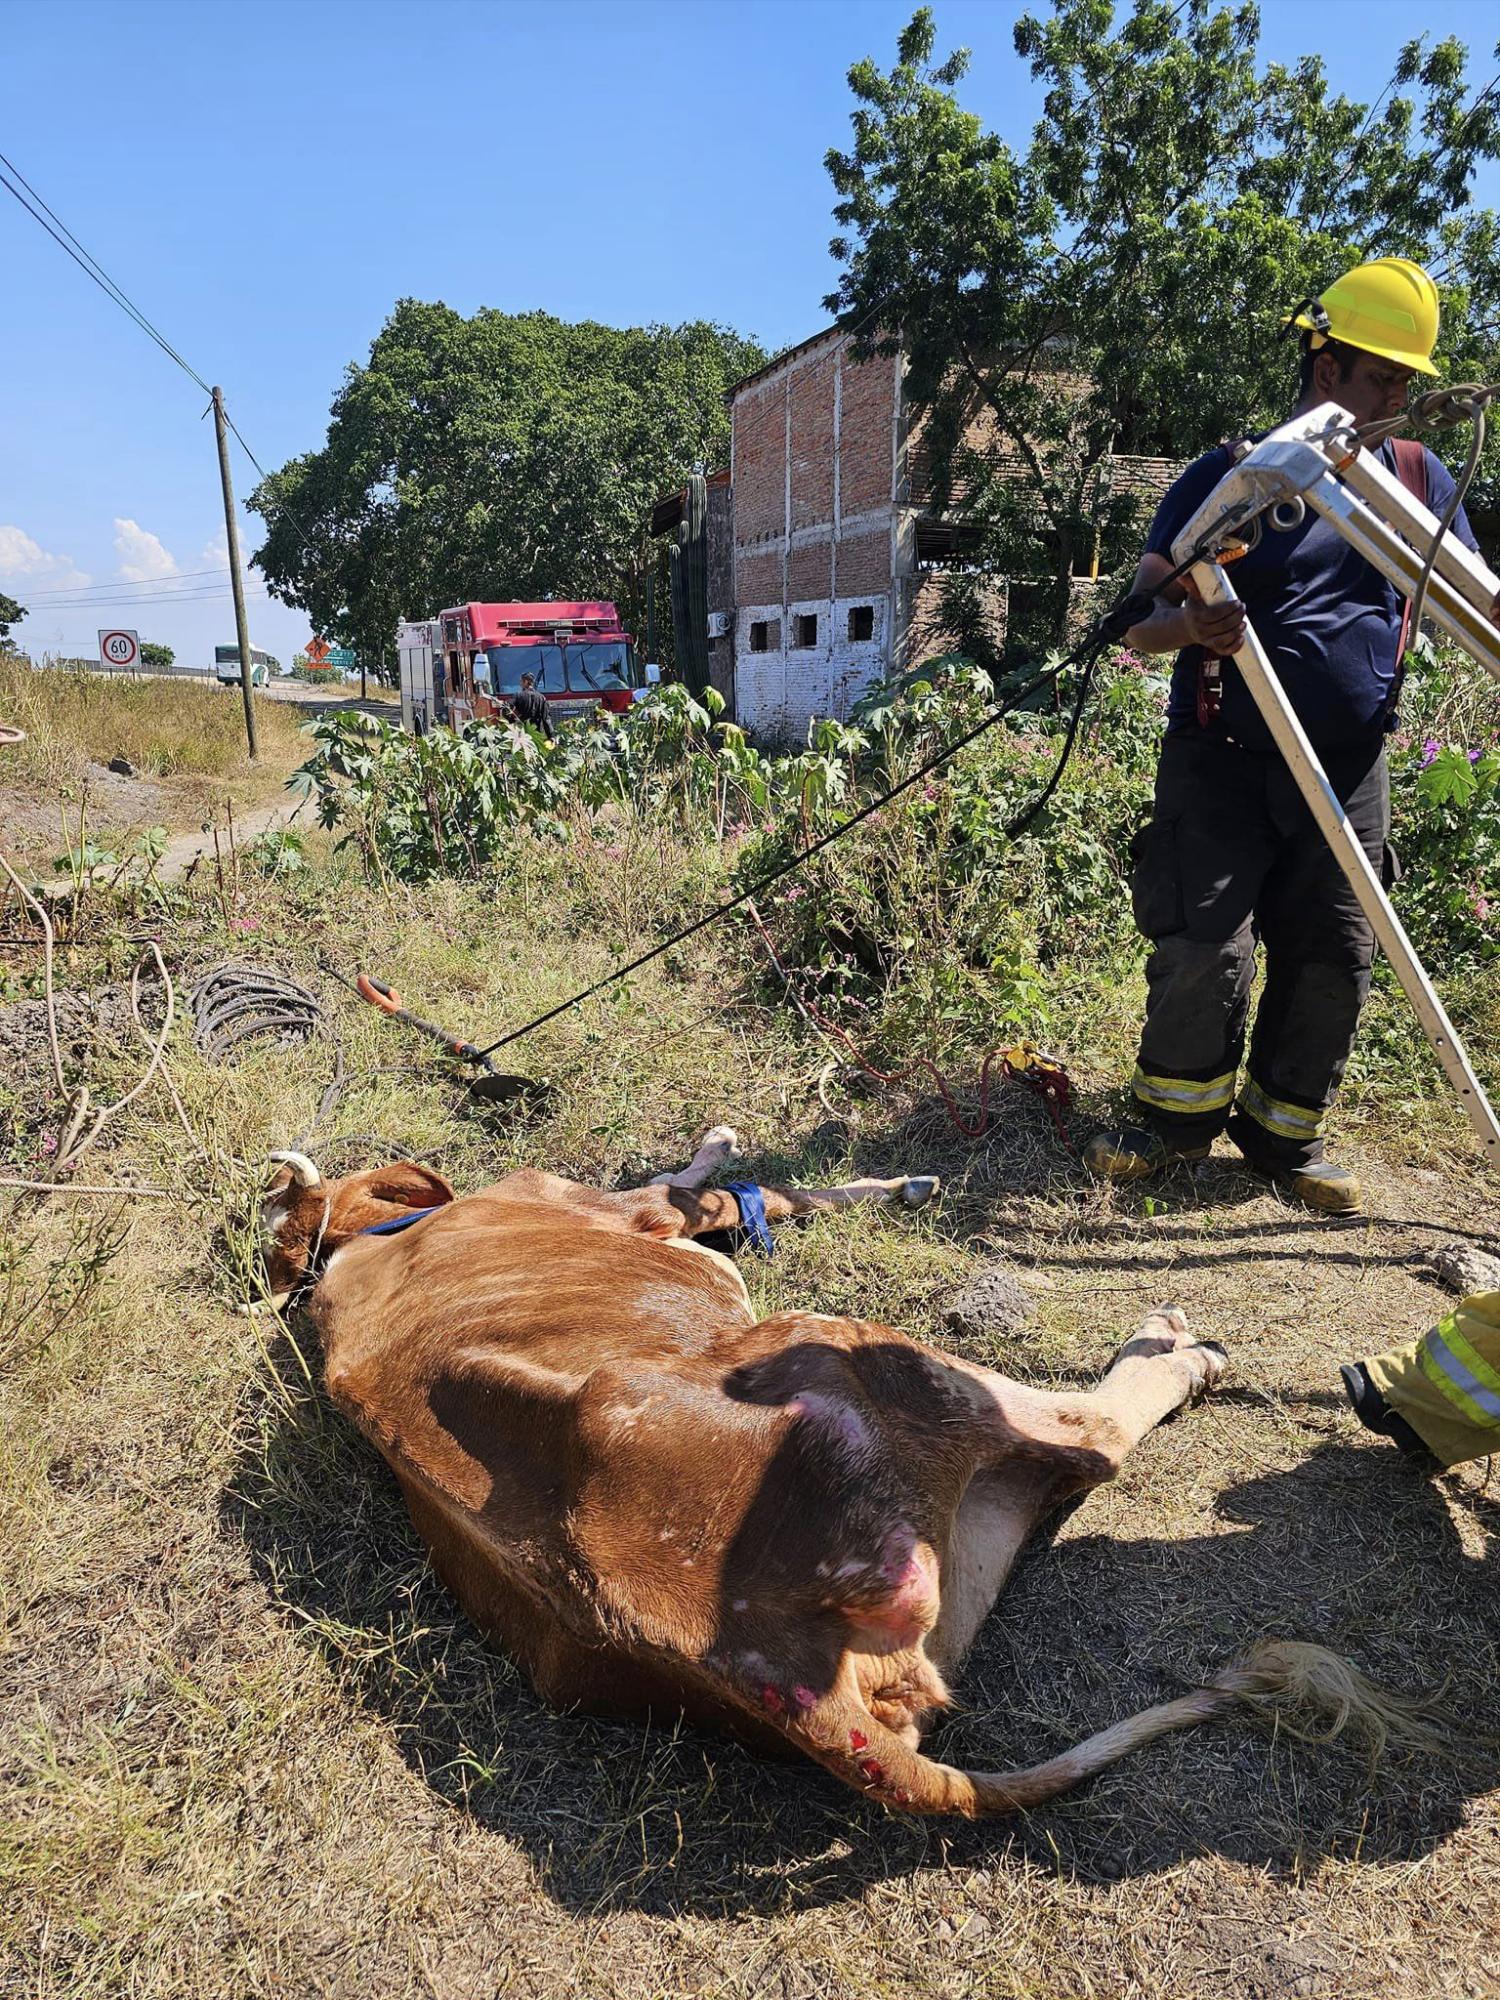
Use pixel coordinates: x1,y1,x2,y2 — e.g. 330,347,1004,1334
1339,1361,1437,1466
1234,1147,1364,1217
1082,1124,1211,1183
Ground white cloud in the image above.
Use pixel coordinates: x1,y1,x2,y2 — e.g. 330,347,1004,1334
113,517,180,582
199,527,230,569
0,524,91,592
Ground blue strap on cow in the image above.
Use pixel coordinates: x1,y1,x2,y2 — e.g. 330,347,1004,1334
722,1180,775,1257
360,1205,442,1237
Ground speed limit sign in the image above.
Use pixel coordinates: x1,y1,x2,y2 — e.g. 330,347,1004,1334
97,628,141,672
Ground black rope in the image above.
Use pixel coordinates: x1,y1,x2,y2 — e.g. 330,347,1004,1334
473,614,1160,1061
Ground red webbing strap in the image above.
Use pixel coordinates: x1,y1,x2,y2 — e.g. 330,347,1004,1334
1391,437,1430,685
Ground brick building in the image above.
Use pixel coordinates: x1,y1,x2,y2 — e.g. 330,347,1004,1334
660,324,1182,743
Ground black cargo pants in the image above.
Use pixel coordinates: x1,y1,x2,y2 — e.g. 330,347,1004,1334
1127,730,1390,1168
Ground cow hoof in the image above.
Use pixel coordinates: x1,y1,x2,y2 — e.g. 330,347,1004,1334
901,1175,940,1208
1109,1305,1193,1369
1185,1338,1229,1401
1143,1304,1189,1338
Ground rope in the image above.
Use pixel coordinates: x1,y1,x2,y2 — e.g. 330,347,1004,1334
188,963,322,1063
745,905,1077,1151
1406,401,1486,645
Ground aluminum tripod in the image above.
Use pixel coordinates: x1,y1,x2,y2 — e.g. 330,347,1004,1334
1171,401,1500,1167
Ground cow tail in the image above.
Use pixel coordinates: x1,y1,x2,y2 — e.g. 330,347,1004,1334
788,1640,1450,1819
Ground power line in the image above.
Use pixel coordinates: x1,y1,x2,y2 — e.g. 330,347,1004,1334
28,587,274,612
22,565,235,601
1,150,321,562
0,151,211,396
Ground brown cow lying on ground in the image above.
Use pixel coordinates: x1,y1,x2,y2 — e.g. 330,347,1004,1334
254,1127,1421,1817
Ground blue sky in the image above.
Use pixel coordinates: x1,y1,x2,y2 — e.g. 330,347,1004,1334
4,0,1497,668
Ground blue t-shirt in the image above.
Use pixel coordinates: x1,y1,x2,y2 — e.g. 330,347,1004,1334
1144,436,1478,751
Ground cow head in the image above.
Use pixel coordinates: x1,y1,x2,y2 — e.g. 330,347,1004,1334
254,1152,455,1308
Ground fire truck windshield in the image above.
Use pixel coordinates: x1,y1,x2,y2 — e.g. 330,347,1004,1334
483,641,633,695
564,642,631,691
484,645,565,694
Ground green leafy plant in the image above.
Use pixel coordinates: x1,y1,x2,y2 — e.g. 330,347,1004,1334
247,827,308,878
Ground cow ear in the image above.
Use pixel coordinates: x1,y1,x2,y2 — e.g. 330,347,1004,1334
356,1162,455,1211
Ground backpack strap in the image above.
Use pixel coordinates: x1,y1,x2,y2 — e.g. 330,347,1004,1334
1388,438,1430,718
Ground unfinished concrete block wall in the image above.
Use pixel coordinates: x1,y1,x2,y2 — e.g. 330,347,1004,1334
730,332,900,744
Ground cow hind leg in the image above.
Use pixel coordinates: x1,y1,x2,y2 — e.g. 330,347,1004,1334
930,1308,1227,1672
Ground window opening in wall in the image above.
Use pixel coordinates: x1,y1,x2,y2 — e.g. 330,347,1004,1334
749,621,771,653
793,614,818,649
847,605,874,642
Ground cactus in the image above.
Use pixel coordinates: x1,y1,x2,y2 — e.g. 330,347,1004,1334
668,474,711,694
668,542,692,687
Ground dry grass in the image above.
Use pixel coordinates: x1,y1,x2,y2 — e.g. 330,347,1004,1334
0,656,307,786
0,656,310,875
2,818,1498,2000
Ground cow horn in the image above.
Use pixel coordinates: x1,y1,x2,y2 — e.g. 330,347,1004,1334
267,1150,321,1188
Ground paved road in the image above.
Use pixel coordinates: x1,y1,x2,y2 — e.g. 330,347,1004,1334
46,660,399,719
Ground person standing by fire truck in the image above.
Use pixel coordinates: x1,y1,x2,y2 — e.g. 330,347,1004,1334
507,672,553,740
1084,258,1486,1217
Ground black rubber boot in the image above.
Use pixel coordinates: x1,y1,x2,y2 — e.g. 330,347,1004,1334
1340,1361,1438,1466
1227,1115,1364,1217
1083,1124,1211,1183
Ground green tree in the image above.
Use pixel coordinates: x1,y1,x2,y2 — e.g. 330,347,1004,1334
825,4,1500,647
248,307,765,670
0,593,26,642
140,640,174,668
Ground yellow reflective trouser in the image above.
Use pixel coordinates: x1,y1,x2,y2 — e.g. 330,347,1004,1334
1363,1292,1500,1470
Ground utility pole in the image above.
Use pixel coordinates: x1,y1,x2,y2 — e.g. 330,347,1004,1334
212,386,258,760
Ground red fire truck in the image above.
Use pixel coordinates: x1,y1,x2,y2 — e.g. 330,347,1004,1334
427,601,655,733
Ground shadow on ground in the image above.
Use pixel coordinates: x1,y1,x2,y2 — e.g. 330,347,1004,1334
221,1305,1498,1920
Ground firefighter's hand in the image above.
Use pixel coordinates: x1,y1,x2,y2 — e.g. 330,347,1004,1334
1183,595,1247,654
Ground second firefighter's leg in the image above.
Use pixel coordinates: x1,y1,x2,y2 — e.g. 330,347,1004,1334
1343,1291,1500,1471
1228,741,1387,1214
1088,736,1271,1180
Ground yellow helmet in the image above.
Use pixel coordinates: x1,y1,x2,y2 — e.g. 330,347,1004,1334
1292,257,1441,376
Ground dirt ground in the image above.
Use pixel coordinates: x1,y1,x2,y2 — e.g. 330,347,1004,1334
7,624,1497,1999
1,826,1497,2000
0,676,393,875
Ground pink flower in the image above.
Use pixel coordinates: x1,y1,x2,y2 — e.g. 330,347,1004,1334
232,915,259,933
1475,898,1491,923
1420,738,1442,767
40,1131,58,1156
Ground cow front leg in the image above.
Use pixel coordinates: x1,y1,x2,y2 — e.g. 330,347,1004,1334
648,1124,740,1189
928,1309,1227,1673
664,1168,942,1238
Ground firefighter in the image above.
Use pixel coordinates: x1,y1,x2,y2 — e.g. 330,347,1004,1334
1342,1292,1500,1471
1084,258,1485,1217
508,671,554,740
